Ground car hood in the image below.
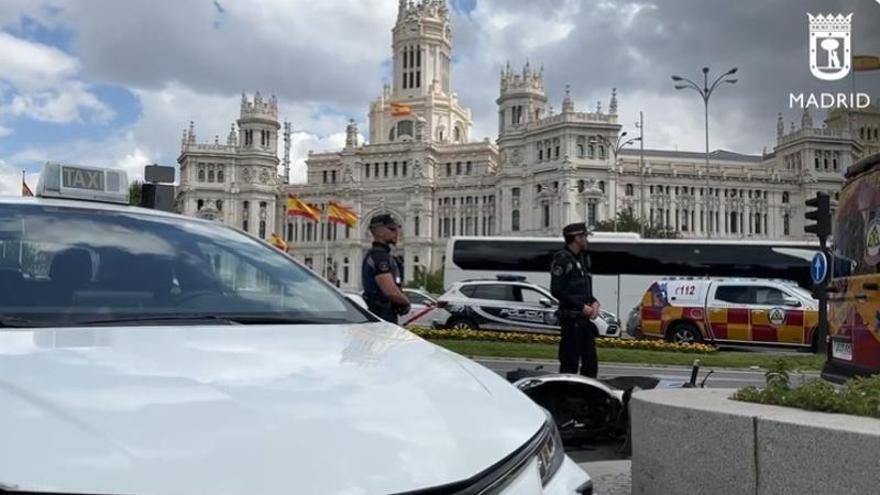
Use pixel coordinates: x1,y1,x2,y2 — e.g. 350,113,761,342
0,323,545,495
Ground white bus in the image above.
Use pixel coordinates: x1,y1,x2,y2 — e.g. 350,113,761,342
443,235,820,317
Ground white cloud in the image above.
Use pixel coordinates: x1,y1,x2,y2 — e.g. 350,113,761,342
5,81,114,123
0,31,78,90
0,31,111,127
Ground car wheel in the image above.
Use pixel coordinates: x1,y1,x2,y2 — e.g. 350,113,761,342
448,318,478,330
667,322,702,344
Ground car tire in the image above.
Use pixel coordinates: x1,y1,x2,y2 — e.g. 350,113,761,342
666,322,702,345
448,318,478,331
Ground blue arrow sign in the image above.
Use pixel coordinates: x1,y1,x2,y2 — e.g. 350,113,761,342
811,252,828,284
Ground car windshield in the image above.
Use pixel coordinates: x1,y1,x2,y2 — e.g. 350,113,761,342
0,204,372,327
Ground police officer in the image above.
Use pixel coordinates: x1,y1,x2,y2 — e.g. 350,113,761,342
550,222,601,377
362,214,411,323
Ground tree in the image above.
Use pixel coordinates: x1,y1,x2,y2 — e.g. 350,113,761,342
129,181,143,206
593,209,681,239
404,266,445,295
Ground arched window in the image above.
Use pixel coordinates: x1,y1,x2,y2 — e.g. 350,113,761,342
598,145,606,159
730,212,738,234
588,144,596,159
453,126,462,142
216,200,223,211
217,166,224,182
242,201,249,232
512,210,520,232
578,180,585,192
397,120,414,139
576,144,585,157
512,187,520,198
599,181,606,194
388,127,396,141
197,199,204,210
542,203,550,228
198,166,205,182
783,214,790,236
625,184,634,196
538,148,543,161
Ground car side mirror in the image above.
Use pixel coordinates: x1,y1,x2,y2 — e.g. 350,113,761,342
783,296,801,308
539,297,554,307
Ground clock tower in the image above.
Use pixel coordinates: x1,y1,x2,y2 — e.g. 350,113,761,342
368,0,473,145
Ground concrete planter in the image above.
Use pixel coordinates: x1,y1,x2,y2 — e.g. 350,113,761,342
630,388,880,495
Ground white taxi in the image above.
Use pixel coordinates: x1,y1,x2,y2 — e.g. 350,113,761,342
0,163,591,494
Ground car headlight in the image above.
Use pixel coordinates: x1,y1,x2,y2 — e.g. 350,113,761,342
537,411,565,486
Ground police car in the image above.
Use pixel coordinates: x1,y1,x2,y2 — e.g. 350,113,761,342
0,163,591,494
638,276,819,348
437,275,621,336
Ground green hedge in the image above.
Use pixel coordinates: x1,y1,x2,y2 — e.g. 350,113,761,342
410,327,717,354
733,359,880,419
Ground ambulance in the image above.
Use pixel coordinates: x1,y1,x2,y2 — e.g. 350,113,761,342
824,151,880,382
638,277,819,348
0,163,591,494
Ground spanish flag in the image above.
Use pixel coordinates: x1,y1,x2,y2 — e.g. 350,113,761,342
287,194,321,222
269,233,288,252
21,171,33,197
854,55,880,72
327,201,358,227
390,102,412,116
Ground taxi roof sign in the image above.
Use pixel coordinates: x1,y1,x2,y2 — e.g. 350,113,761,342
36,162,130,205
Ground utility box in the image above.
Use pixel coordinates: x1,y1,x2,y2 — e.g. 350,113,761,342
140,183,175,212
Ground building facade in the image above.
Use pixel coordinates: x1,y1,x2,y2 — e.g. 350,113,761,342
176,0,878,290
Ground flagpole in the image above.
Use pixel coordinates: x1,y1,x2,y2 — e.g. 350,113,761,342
324,206,330,281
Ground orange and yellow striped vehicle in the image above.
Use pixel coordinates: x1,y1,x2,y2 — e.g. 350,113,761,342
824,152,880,382
638,277,819,348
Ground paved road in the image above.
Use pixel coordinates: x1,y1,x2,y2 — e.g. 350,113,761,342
476,358,819,389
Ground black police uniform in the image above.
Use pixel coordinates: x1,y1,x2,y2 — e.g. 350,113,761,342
362,214,405,323
550,223,599,377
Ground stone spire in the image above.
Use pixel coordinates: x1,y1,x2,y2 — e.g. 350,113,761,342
561,84,574,113
609,88,618,115
801,107,813,130
187,121,195,143
227,123,237,145
596,101,602,114
777,112,784,142
345,119,359,148
181,128,187,149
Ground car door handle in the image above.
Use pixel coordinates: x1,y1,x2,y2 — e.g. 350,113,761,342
863,283,879,291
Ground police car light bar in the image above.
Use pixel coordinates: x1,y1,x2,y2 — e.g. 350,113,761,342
36,162,130,205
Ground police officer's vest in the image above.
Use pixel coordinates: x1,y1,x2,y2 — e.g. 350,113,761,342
361,243,401,305
553,248,593,311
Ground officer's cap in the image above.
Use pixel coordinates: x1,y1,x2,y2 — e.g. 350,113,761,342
369,213,400,229
563,222,591,237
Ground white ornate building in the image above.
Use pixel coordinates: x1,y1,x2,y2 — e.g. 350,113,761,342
176,0,880,290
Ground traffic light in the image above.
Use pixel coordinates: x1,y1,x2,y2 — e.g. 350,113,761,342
804,192,831,240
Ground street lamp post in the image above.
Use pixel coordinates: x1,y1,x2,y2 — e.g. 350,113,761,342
595,131,642,231
671,66,738,239
635,111,645,234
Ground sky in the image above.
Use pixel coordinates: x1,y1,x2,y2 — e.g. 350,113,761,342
1,0,879,196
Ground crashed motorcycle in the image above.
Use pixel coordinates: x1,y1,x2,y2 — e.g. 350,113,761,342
506,361,713,452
